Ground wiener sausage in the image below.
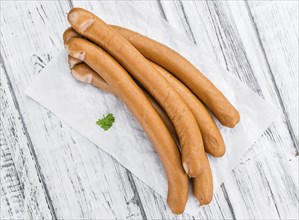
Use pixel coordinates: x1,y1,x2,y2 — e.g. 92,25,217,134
68,55,82,68
111,25,240,128
152,63,225,157
70,60,178,141
67,9,204,177
63,27,80,43
71,62,111,93
193,153,213,205
65,37,188,214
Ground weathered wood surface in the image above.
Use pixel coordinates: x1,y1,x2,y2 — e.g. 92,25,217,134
1,1,298,219
1,63,53,219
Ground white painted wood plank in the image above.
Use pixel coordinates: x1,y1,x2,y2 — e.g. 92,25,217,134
1,1,145,219
247,1,298,141
225,122,298,219
1,63,53,220
158,0,298,219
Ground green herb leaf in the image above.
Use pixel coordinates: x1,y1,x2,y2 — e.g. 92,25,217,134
96,113,115,131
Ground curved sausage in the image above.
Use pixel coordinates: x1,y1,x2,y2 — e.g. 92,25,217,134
68,55,82,68
65,37,188,214
152,63,225,157
67,8,204,177
71,62,111,93
70,61,178,141
63,27,80,43
193,153,213,205
111,25,240,128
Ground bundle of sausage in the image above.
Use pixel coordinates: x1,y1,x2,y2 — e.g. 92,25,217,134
63,8,240,214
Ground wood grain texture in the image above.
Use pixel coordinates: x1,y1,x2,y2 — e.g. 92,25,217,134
1,63,53,219
247,1,298,142
1,0,298,219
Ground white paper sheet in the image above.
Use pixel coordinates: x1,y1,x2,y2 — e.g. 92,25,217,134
25,2,278,215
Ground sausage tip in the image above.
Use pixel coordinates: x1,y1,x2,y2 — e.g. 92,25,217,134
68,8,95,33
68,10,78,25
183,162,188,175
69,50,85,61
67,8,84,23
71,68,92,84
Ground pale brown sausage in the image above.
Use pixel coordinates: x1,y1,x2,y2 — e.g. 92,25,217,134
152,63,225,157
67,8,204,177
111,25,240,128
63,27,80,43
68,55,82,68
193,153,213,205
65,37,188,214
71,62,111,93
70,61,178,142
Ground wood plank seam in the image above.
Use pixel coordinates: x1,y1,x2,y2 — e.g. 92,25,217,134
126,170,147,220
220,184,236,220
175,0,197,44
207,1,264,97
0,54,57,220
205,2,230,72
244,1,299,154
1,135,25,218
255,161,281,219
157,0,168,21
68,0,74,9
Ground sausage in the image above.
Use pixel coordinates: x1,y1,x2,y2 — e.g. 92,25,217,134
111,25,240,128
71,62,111,93
65,37,188,214
70,60,178,142
67,8,204,177
63,27,80,43
152,63,225,157
68,55,82,68
193,153,213,205
143,92,179,142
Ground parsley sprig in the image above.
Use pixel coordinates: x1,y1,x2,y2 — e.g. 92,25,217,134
96,113,115,131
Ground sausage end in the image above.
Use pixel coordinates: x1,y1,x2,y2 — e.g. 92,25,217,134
71,68,93,84
182,162,189,175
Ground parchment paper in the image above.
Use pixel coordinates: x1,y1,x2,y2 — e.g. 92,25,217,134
25,2,278,215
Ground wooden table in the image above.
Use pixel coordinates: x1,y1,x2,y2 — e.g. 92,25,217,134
1,1,298,219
